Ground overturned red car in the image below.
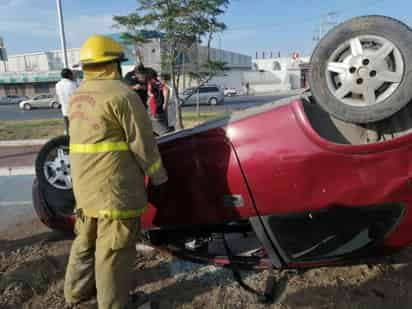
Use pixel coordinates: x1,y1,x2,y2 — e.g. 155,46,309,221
32,17,412,299
33,93,412,270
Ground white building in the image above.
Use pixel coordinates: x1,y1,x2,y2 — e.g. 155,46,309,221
249,56,310,93
0,33,252,97
0,47,81,97
0,49,80,73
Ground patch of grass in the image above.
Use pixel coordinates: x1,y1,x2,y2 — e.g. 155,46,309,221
182,111,225,122
0,119,64,141
0,112,226,141
182,111,226,128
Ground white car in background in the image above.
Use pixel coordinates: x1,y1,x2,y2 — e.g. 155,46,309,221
19,94,60,111
224,87,237,97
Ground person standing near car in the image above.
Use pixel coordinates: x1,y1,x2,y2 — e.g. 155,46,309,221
147,70,169,135
124,64,149,108
159,73,176,131
64,35,168,309
55,68,77,135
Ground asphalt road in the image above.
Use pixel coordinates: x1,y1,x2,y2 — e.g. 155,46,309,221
0,175,34,233
0,104,61,121
0,93,295,121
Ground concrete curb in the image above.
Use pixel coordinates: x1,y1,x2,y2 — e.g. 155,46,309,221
0,139,48,147
0,201,32,207
251,88,308,97
0,166,35,176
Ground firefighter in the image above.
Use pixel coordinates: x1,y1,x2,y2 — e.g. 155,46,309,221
64,35,168,309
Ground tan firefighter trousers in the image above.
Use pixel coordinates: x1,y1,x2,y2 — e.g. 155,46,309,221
64,211,140,309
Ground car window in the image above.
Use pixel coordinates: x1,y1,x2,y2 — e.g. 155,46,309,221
200,87,219,93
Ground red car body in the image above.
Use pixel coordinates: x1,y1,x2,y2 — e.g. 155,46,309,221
33,98,412,269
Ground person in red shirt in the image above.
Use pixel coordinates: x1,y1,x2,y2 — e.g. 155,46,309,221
147,69,168,135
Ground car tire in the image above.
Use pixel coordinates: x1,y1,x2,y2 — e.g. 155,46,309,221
35,135,75,219
209,97,218,105
23,103,32,111
310,15,412,124
52,102,60,109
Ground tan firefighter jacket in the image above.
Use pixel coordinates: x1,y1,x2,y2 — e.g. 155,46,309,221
68,62,168,219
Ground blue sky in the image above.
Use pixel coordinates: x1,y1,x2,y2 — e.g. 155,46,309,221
1,0,412,58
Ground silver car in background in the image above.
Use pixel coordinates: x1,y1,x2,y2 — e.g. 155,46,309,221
180,85,224,106
19,94,60,111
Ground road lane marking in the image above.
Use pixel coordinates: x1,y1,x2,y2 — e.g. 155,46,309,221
0,139,47,147
0,166,35,176
0,201,32,207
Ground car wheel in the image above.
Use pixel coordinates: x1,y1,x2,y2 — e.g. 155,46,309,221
35,135,75,218
52,102,60,109
209,97,218,105
23,103,32,110
310,15,412,124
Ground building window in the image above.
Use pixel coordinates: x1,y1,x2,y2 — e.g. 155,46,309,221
4,85,19,96
34,83,50,94
273,61,282,71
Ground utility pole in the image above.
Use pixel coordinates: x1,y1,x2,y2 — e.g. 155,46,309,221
196,37,200,118
219,35,222,61
0,37,7,72
56,0,69,68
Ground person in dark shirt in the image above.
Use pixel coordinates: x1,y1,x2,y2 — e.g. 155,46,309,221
124,64,148,108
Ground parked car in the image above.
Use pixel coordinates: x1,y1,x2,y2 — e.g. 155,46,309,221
19,94,60,110
0,95,28,105
224,87,237,97
180,85,224,105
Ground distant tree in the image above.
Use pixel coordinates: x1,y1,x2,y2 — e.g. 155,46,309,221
113,13,149,65
113,0,230,129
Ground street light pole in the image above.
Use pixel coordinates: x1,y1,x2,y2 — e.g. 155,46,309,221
56,0,69,68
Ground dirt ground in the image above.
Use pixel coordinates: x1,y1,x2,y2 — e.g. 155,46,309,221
1,218,412,309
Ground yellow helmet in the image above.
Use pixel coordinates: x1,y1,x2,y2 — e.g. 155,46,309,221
80,35,126,65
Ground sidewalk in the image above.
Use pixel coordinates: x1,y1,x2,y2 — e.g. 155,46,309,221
0,140,45,175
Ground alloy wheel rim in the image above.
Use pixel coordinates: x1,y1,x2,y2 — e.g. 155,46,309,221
325,35,404,107
43,146,72,190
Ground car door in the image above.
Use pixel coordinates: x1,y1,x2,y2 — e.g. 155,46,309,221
192,87,203,104
32,95,44,108
38,95,50,108
43,95,53,108
185,89,196,105
199,87,209,104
